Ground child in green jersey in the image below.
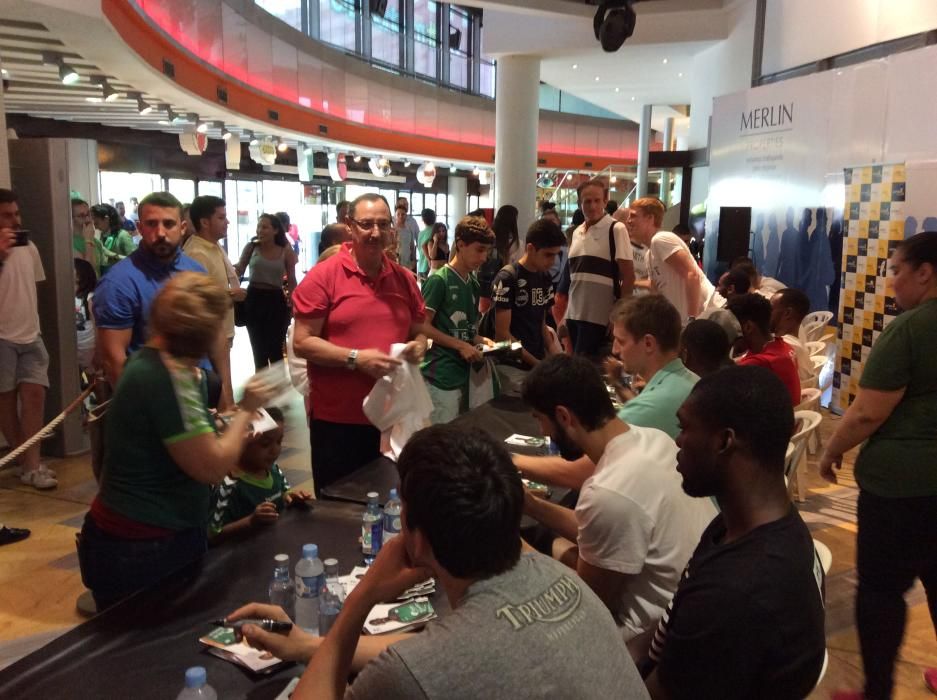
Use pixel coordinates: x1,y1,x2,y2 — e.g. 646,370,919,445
208,407,312,541
420,216,496,423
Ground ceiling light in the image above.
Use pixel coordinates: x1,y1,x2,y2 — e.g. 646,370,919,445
85,96,102,103
249,134,260,147
594,76,600,82
572,63,579,70
615,87,621,93
42,53,79,85
631,96,636,101
0,68,8,77
404,159,411,167
277,140,289,152
90,75,120,102
677,72,683,78
222,127,233,141
611,175,618,184
353,153,362,162
131,92,153,115
662,58,668,64
472,166,481,176
196,119,209,134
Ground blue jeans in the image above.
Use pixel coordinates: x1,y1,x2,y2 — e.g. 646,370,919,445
77,514,207,610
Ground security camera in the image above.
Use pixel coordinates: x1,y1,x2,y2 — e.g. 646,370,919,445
593,0,637,53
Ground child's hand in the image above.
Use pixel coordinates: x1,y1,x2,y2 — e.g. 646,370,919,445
285,490,313,506
250,501,279,527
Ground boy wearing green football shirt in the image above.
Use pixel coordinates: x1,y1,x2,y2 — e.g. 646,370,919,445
208,407,312,541
420,216,496,423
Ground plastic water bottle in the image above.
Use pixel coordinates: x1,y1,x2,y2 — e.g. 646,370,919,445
294,543,324,635
268,553,294,619
176,666,217,700
318,558,345,635
383,489,402,544
361,492,383,564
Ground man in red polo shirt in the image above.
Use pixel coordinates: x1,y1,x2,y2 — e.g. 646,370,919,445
293,193,428,494
725,293,801,406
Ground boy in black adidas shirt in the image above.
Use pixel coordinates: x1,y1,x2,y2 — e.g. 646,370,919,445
491,219,565,368
209,407,312,541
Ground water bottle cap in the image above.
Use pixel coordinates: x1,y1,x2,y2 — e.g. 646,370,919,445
366,491,378,501
302,544,318,559
389,488,398,499
274,553,289,565
184,666,206,688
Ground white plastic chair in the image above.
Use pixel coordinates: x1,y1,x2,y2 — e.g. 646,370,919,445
797,388,824,454
805,340,826,358
802,311,833,342
785,410,822,502
803,310,833,328
813,539,832,575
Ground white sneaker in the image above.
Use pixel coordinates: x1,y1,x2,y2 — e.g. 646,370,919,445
11,463,57,478
20,467,57,490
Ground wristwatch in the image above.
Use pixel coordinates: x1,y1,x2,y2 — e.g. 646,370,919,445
345,348,359,370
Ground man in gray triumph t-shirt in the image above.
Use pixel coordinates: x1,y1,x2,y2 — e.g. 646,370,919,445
233,425,648,700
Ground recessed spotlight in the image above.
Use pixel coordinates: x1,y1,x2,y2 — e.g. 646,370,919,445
614,87,620,93
196,119,209,134
631,96,636,101
277,140,289,152
353,154,362,162
677,72,683,78
404,159,411,167
572,63,579,70
222,128,233,141
610,175,618,184
0,68,8,77
594,76,600,82
662,58,668,64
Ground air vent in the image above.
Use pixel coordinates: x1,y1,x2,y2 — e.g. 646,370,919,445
319,124,328,134
217,86,228,103
162,59,175,78
268,109,279,121
584,161,593,168
538,158,547,165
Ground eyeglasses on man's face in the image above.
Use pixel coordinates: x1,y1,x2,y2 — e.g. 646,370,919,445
350,218,393,232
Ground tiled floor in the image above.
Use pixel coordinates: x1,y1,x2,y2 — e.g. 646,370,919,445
1,353,935,696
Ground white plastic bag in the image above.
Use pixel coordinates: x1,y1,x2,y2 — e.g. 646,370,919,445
362,344,433,459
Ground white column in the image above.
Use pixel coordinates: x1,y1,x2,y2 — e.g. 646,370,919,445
636,104,653,198
495,55,539,234
663,117,674,152
0,58,10,189
448,175,467,236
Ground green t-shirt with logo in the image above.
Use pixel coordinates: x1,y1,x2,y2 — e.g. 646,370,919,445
421,265,480,391
99,346,216,530
855,298,937,498
208,464,291,534
417,227,434,276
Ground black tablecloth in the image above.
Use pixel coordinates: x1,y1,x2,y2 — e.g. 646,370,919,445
322,395,549,506
0,502,366,700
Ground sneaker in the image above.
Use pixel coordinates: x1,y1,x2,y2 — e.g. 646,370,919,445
0,525,30,546
20,467,57,490
925,668,937,695
11,463,57,478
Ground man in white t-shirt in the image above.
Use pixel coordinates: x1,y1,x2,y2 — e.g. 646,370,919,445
521,354,716,646
564,179,635,357
0,189,56,493
626,197,722,321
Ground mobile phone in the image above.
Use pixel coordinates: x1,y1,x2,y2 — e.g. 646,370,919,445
13,229,29,247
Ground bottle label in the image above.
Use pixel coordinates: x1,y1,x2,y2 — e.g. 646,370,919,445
363,519,383,555
296,574,322,598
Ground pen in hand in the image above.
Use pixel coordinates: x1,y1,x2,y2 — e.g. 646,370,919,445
211,618,293,635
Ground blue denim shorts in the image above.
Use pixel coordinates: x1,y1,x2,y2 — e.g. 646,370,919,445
0,337,49,392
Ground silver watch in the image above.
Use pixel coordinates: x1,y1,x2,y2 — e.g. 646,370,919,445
346,348,359,370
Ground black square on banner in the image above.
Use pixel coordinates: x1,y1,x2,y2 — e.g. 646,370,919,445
846,255,858,273
852,343,863,361
855,291,866,308
864,276,877,294
844,307,855,324
858,238,869,256
849,202,861,220
872,165,883,183
845,169,853,185
862,328,874,346
892,182,906,201
861,183,872,202
885,296,899,315
868,220,879,238
873,313,884,331
880,202,891,220
841,358,852,376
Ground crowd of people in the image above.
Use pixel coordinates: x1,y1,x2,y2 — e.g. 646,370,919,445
0,182,935,700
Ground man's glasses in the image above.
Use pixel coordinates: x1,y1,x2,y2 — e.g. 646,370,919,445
350,218,393,232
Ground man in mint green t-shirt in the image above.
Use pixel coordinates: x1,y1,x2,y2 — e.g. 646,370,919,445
420,216,495,423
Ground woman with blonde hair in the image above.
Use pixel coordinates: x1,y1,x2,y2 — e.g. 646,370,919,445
78,272,275,609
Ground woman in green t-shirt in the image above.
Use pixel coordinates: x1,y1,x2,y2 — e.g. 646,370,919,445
820,231,937,700
91,203,136,275
78,272,276,610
